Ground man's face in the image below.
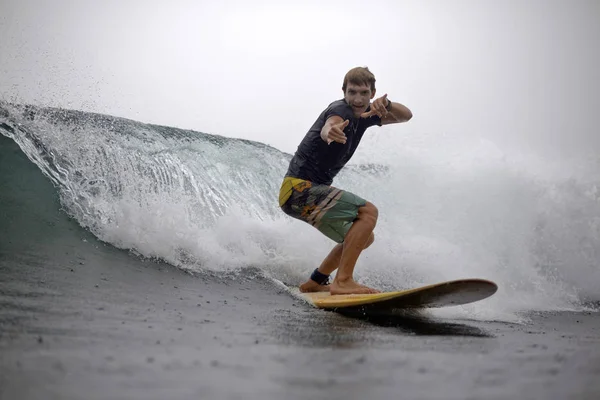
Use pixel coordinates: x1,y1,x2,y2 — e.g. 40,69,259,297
344,82,375,117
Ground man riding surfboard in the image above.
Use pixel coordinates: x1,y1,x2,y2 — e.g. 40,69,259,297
279,67,413,295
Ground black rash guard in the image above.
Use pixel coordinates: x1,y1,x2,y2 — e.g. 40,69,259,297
285,99,382,185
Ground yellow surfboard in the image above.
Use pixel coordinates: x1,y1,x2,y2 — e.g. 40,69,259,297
301,279,497,310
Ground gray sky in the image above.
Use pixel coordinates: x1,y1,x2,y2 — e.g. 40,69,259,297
1,0,599,159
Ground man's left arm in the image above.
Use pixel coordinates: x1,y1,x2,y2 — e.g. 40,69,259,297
380,100,412,125
361,94,413,125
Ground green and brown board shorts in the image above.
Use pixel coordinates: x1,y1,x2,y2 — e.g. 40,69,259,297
278,177,367,243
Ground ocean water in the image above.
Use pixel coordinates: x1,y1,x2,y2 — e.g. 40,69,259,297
1,101,598,323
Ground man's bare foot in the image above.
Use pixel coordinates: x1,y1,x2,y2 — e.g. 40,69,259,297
299,279,330,293
330,278,380,295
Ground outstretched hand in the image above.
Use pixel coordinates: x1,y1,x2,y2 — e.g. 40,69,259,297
326,119,349,145
361,94,390,119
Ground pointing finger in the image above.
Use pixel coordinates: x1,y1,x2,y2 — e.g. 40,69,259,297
329,134,346,144
361,110,375,118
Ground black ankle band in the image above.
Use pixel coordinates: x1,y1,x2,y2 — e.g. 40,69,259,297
310,268,330,285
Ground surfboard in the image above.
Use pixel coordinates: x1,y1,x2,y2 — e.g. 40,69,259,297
300,279,497,310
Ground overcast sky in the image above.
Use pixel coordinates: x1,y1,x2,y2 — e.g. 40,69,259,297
1,0,599,159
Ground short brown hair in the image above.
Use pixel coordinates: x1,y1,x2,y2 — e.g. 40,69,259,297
342,66,376,92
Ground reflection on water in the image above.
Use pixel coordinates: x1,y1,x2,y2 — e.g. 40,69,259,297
270,306,493,349
337,308,493,337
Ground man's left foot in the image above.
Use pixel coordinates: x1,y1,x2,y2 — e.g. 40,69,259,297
299,279,330,293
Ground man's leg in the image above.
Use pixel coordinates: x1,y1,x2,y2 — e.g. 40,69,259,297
330,202,379,294
299,243,343,293
299,230,375,293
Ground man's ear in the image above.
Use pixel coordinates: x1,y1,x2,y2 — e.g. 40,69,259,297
371,89,376,99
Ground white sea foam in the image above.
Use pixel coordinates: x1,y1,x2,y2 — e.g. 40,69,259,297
3,103,598,322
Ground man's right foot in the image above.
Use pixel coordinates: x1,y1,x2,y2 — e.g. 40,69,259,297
299,279,330,293
330,278,379,295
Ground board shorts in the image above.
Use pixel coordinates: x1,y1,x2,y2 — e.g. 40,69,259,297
278,176,367,243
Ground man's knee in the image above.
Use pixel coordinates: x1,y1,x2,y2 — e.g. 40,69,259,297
358,202,378,228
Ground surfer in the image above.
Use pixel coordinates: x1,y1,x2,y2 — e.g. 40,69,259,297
279,67,412,295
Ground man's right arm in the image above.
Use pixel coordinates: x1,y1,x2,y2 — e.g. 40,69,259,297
321,116,349,145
